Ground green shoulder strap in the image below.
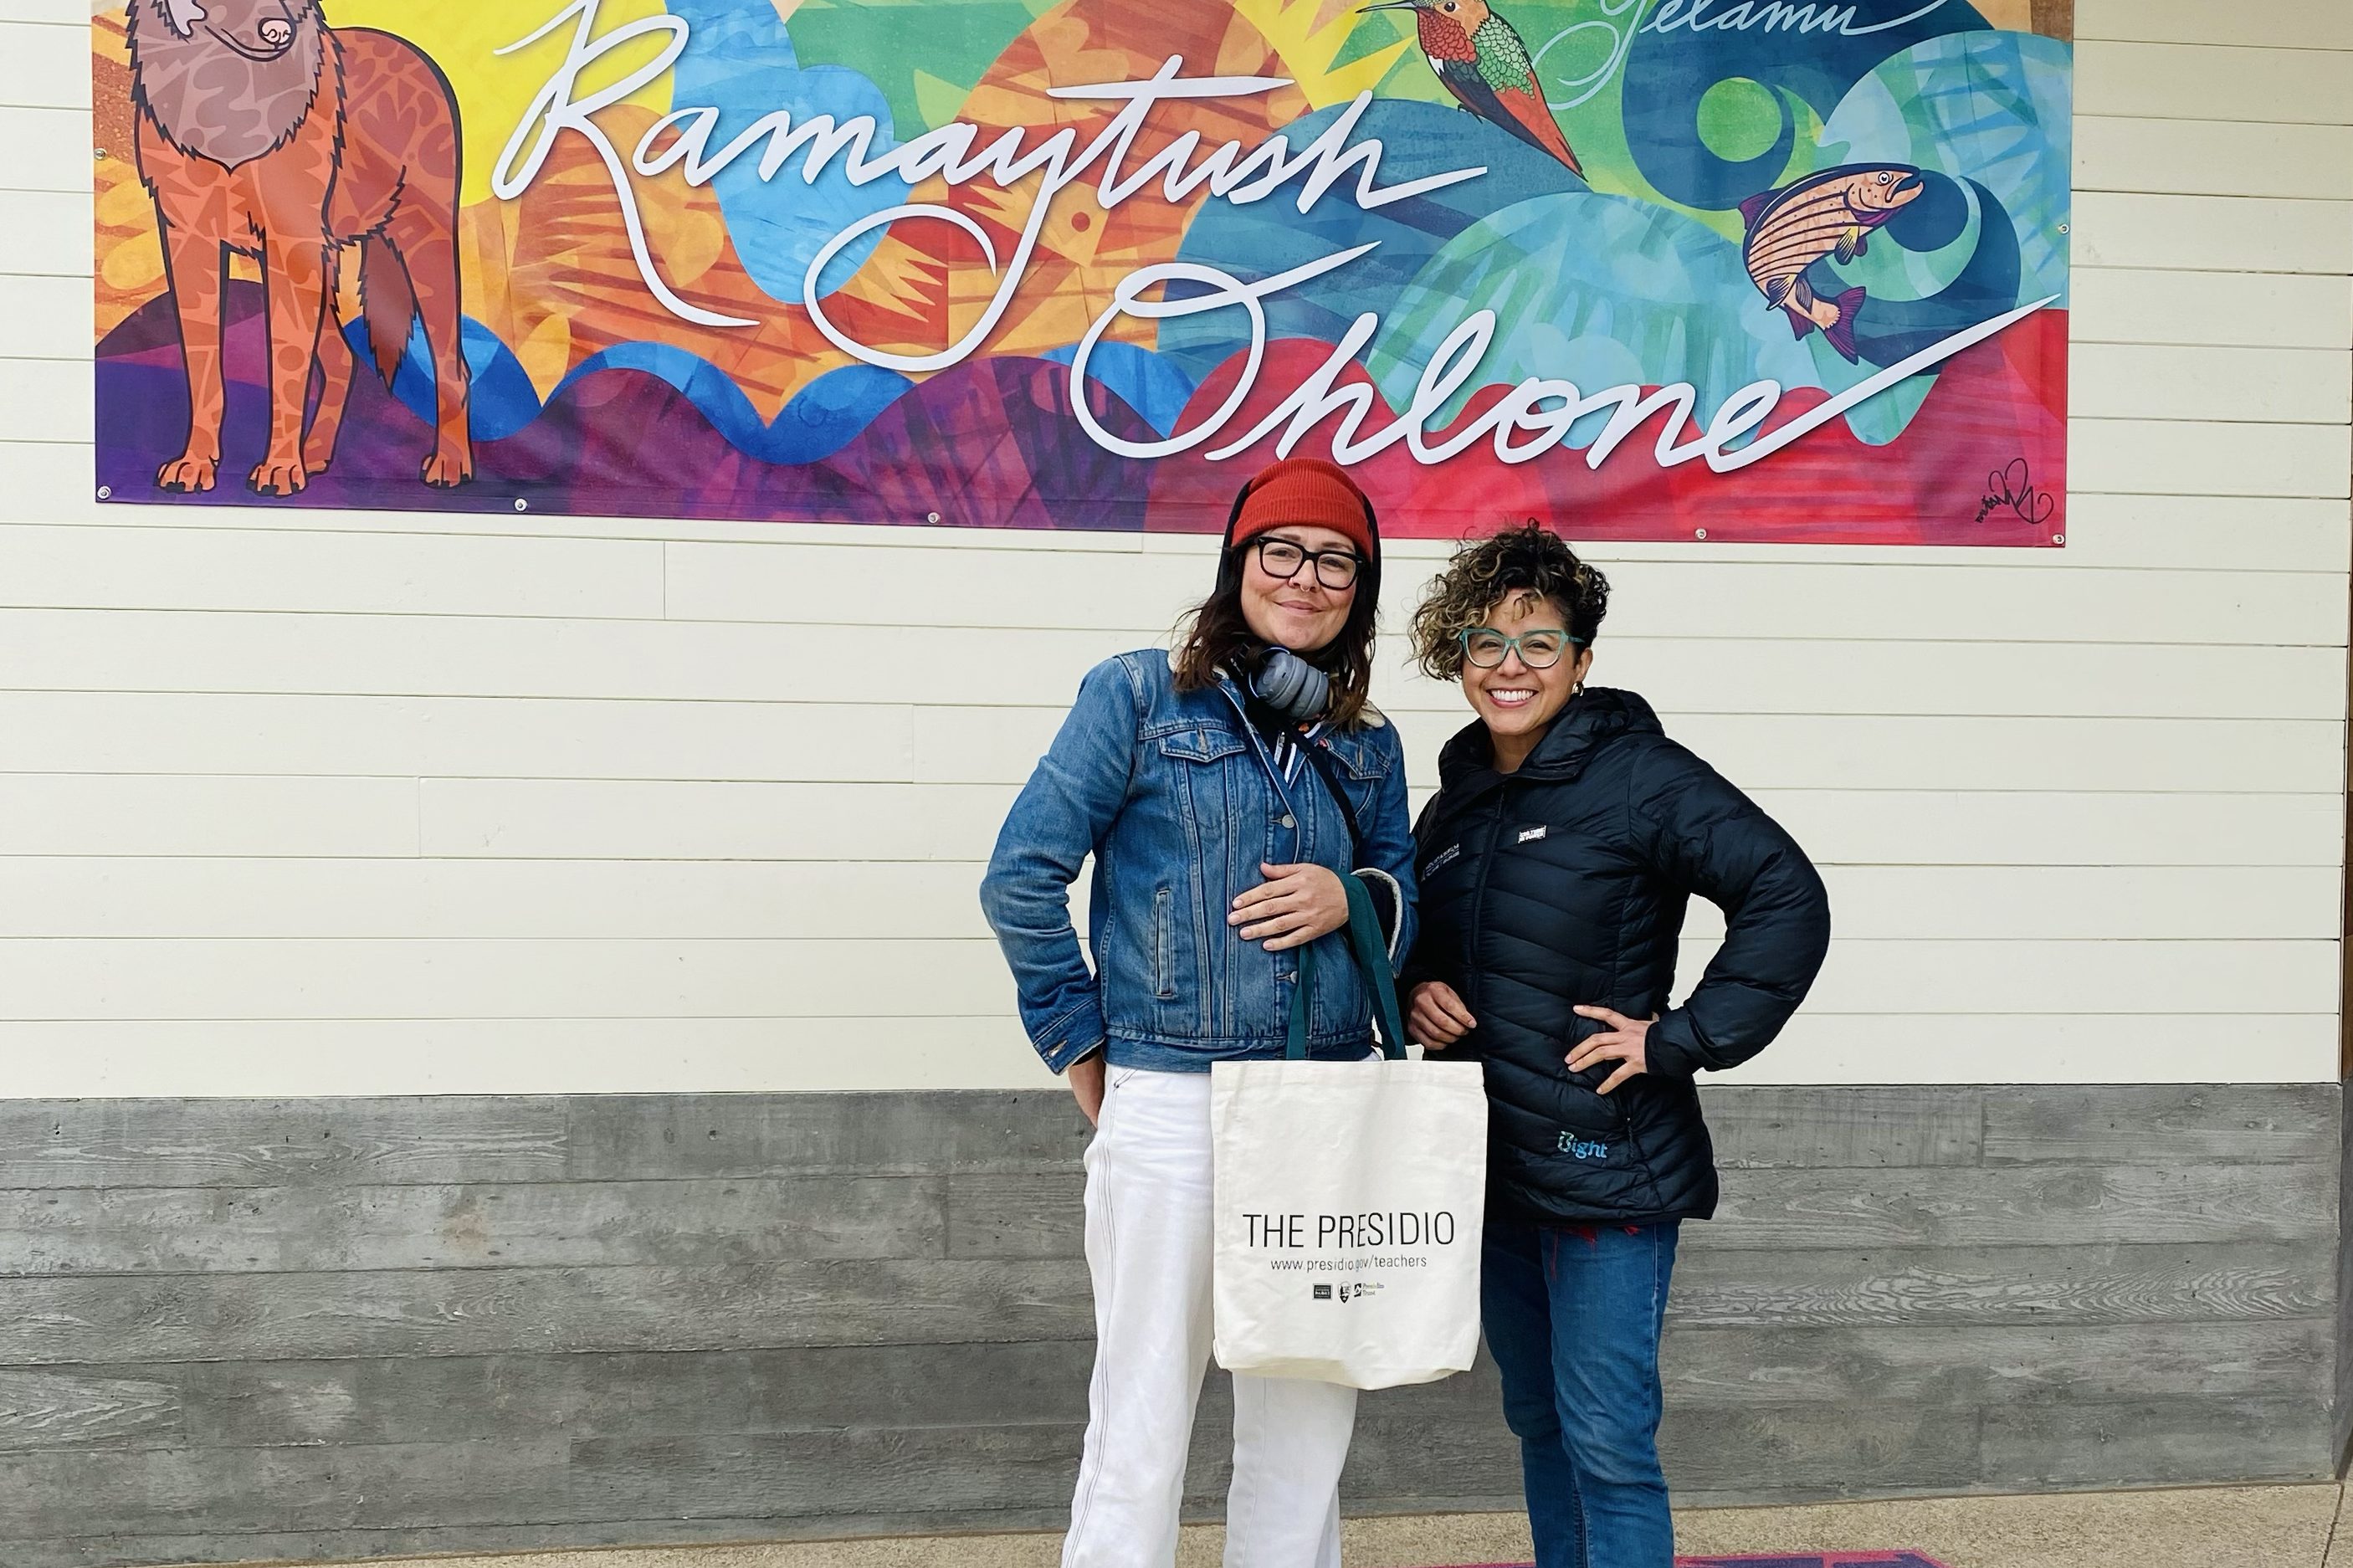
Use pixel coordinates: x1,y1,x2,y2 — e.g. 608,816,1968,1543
1284,874,1409,1062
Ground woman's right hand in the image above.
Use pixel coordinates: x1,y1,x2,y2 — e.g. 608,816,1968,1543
1408,981,1476,1050
1067,1053,1108,1126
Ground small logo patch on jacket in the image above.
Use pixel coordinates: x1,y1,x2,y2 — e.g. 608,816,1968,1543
1517,825,1548,843
1556,1131,1611,1161
1425,843,1463,875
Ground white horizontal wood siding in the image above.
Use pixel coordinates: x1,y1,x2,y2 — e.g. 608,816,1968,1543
0,0,2344,1094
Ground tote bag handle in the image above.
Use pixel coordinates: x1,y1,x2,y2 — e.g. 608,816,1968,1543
1284,873,1410,1063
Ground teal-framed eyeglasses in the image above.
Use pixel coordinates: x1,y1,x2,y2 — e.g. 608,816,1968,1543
1458,627,1584,669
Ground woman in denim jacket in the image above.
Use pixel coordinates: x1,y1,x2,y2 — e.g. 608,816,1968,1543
982,457,1418,1568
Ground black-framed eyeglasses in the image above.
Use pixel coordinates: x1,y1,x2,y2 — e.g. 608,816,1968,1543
1458,627,1581,669
1251,537,1361,591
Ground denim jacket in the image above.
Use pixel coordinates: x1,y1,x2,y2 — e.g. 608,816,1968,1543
981,649,1418,1074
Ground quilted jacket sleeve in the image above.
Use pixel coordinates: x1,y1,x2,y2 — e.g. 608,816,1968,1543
1630,739,1832,1077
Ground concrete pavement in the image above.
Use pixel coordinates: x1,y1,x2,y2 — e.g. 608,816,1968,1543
266,1483,2350,1568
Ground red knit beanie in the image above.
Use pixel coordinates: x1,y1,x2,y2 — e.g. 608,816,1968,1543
1228,457,1377,562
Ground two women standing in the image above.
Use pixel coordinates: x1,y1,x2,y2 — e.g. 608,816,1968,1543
983,479,1831,1568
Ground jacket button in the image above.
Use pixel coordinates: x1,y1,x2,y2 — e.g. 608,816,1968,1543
1279,814,1295,828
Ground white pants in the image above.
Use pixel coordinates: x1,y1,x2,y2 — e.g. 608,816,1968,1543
1064,1066,1358,1568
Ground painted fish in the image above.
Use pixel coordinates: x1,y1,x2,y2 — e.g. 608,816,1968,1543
1738,164,1925,363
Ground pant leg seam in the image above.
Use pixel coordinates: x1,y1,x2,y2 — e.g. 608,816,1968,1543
1548,1227,1591,1568
1571,1451,1592,1568
1066,1094,1122,1550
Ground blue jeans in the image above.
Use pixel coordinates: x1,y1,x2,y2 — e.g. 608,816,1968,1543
1480,1218,1680,1568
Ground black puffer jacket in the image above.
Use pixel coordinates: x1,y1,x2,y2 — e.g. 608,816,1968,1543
1404,689,1831,1226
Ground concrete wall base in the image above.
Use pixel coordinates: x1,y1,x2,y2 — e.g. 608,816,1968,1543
0,1084,2335,1565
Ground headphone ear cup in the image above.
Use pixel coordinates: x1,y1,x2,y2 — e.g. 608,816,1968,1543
1256,647,1331,723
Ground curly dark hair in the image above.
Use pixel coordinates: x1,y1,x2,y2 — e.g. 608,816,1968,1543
1410,522,1610,683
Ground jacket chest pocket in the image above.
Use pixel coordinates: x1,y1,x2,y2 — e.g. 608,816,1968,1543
1156,727,1255,842
1315,735,1391,826
1158,727,1252,768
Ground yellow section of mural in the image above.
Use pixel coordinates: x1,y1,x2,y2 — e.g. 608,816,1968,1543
1231,0,1409,110
326,0,676,206
92,13,158,337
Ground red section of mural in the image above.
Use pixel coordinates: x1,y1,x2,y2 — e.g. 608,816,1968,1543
1142,312,2068,546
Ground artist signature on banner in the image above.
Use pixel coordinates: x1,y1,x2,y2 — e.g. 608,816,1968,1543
1974,459,2055,529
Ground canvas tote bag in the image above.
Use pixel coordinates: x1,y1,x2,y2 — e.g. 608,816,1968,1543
1210,875,1489,1390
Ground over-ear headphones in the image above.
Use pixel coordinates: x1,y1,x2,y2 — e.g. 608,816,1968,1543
1253,646,1330,723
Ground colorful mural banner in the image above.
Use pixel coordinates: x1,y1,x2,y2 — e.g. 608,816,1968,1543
92,0,2071,543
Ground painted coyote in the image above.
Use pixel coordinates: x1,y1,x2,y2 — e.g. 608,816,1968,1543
128,0,472,494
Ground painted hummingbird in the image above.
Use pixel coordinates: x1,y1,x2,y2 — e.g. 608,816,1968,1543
1360,0,1583,178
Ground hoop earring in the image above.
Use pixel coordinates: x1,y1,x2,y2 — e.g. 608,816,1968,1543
1572,681,1586,696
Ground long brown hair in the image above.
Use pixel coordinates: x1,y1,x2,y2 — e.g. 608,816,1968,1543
1172,540,1383,728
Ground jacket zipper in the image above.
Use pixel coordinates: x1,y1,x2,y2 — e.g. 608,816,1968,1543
1621,1105,1667,1210
1463,778,1517,1022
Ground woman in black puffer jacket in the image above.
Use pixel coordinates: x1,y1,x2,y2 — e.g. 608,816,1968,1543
1401,523,1831,1568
